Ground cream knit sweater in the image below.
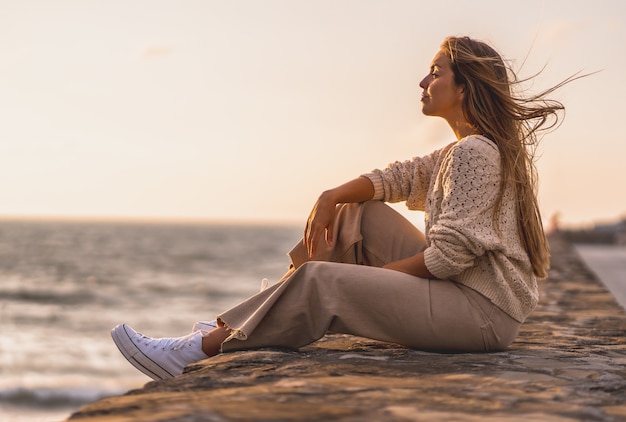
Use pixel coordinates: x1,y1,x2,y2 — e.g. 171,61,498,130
363,135,538,323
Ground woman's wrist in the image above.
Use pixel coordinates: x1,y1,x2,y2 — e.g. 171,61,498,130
318,189,339,208
324,177,375,205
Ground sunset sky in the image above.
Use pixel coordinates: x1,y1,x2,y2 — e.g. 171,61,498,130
0,0,623,229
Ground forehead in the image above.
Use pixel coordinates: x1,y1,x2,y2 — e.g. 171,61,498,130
430,50,451,68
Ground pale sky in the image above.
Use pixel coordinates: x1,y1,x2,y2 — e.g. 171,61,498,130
0,0,623,229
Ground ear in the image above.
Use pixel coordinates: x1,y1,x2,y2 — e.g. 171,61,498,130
457,84,466,99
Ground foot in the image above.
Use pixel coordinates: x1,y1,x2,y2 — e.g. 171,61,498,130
111,324,209,380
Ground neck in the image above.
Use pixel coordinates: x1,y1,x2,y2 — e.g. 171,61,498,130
448,121,478,140
444,109,477,140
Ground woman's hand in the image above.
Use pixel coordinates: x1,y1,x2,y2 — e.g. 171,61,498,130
303,176,376,258
304,190,337,258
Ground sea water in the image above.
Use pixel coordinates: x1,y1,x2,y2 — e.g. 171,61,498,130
575,243,626,311
0,219,302,422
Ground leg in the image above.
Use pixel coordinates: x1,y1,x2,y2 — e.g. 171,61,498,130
358,201,427,266
112,251,518,380
288,201,427,269
196,202,428,348
201,325,231,356
218,261,518,353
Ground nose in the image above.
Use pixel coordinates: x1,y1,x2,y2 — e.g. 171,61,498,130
419,74,429,90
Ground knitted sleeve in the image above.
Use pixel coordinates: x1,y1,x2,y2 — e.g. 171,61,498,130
361,145,448,210
423,138,503,279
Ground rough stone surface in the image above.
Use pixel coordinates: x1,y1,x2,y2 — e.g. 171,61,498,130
68,234,626,421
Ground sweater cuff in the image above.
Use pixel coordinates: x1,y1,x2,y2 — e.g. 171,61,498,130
423,246,453,280
361,173,385,201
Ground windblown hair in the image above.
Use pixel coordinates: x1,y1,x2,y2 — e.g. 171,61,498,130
441,36,573,279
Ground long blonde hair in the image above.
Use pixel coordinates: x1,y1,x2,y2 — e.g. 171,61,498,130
441,36,573,279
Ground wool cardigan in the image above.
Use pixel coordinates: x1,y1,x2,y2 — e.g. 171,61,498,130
362,135,539,323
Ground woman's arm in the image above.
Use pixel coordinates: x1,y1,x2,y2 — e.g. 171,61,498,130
383,252,435,279
304,176,375,257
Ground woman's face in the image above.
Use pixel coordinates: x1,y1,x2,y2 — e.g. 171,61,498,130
419,50,465,121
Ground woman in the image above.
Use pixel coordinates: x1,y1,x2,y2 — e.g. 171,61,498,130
111,36,566,381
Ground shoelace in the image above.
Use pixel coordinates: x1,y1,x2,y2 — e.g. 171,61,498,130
135,332,195,351
260,278,269,291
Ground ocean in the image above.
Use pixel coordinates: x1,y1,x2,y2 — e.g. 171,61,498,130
2,220,625,422
0,219,302,422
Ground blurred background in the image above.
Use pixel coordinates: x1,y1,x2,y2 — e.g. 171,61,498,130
0,0,624,228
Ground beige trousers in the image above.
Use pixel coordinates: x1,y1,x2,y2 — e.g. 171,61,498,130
218,201,520,353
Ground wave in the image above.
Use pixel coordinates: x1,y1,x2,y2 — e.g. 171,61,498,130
0,288,97,305
0,386,123,409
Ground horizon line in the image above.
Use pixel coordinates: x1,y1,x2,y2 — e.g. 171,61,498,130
0,213,304,227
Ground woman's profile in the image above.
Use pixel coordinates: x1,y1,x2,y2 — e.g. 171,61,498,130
110,35,577,380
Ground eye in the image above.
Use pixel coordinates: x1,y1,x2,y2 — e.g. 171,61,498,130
431,72,439,79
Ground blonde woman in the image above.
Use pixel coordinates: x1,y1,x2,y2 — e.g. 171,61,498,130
112,36,570,380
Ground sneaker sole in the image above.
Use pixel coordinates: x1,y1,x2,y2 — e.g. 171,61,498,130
110,324,174,380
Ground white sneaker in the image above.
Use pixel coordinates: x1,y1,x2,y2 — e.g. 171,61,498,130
192,320,217,332
111,324,209,380
192,278,270,332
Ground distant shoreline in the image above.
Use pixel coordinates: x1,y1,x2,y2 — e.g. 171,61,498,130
0,215,302,227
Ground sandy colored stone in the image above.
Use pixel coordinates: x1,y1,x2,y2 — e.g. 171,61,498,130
68,234,626,421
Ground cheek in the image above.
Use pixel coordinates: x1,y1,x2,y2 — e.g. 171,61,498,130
438,85,459,104
430,81,450,98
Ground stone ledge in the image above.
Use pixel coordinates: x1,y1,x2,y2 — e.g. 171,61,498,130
68,234,626,421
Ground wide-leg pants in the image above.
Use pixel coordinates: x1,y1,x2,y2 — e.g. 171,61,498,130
218,201,520,353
